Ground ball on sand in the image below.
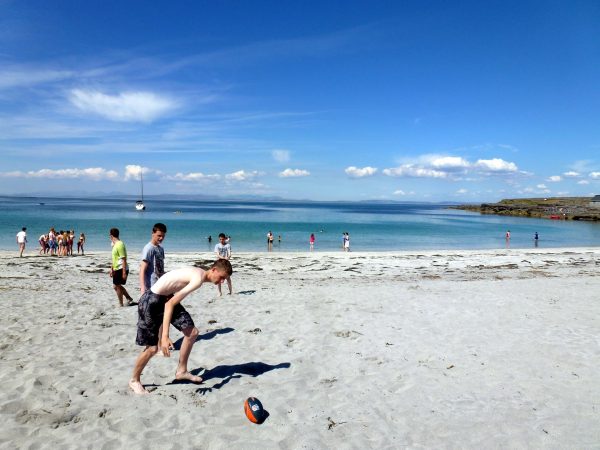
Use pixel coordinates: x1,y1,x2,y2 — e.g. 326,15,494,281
244,397,267,424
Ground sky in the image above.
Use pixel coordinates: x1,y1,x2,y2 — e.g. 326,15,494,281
1,0,599,202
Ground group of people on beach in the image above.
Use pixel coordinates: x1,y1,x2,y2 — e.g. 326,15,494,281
266,230,351,252
15,227,86,257
38,228,86,256
106,223,234,394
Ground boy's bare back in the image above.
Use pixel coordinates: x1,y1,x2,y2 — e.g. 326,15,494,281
150,267,205,297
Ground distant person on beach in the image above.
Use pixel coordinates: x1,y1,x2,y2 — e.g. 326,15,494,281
343,232,350,252
309,233,315,251
57,231,65,257
109,228,134,307
128,260,233,395
67,230,74,256
267,231,274,251
506,230,511,240
140,223,167,295
207,235,212,244
215,233,233,295
48,228,57,256
534,231,539,247
77,233,86,255
38,234,47,255
278,234,281,244
16,227,27,257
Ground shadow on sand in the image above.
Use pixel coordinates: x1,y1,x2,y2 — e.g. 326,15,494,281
172,327,234,350
193,362,291,394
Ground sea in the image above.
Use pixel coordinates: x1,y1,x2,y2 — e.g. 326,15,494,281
2,196,600,254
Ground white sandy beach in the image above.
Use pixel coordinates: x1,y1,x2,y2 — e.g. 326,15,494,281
0,248,599,449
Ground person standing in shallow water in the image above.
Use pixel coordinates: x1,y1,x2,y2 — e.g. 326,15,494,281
309,233,315,251
109,227,134,307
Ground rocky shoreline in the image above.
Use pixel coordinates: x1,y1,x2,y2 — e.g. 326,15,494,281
451,197,600,221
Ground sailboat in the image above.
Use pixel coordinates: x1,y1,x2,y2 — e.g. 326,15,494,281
135,171,146,211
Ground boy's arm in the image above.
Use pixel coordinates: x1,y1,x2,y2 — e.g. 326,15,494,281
121,257,128,279
139,260,148,295
160,278,203,356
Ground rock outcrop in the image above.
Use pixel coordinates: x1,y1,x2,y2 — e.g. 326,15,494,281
451,197,600,221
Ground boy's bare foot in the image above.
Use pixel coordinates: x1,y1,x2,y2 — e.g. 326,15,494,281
129,379,150,394
175,371,203,383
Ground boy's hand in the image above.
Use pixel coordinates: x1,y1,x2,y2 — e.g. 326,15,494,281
161,337,174,357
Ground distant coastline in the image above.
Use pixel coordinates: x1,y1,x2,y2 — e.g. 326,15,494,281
451,197,600,221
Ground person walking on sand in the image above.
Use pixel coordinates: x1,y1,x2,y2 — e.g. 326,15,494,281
109,228,134,307
128,260,233,395
215,233,233,295
343,232,351,252
16,227,27,257
309,233,315,251
139,223,167,296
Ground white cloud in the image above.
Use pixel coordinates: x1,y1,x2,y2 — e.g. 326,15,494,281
547,175,562,182
383,156,519,180
383,165,448,178
167,172,221,182
279,168,310,177
537,184,547,189
563,171,580,178
393,190,406,196
456,188,468,194
522,186,550,194
429,156,470,170
0,167,118,180
124,165,163,181
577,180,590,185
225,170,262,181
345,166,378,178
589,172,600,179
69,89,177,123
272,149,291,163
474,158,518,173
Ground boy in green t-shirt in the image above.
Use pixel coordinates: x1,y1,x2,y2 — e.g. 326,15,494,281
109,228,134,306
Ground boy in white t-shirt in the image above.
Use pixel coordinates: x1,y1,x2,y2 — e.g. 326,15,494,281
214,233,233,295
16,227,27,257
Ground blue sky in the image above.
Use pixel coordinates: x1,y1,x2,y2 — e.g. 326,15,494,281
1,0,599,201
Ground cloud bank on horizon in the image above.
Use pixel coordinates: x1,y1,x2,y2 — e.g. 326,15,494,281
1,2,599,201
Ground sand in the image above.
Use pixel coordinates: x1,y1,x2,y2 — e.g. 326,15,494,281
0,248,599,449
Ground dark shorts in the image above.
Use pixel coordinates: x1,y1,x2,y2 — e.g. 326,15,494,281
112,269,129,286
136,290,195,346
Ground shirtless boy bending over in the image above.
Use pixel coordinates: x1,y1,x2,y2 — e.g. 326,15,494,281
129,259,233,394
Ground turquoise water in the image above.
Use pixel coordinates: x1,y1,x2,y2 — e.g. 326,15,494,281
2,196,600,254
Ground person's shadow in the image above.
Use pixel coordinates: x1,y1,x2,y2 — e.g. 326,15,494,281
193,362,291,395
172,327,234,350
